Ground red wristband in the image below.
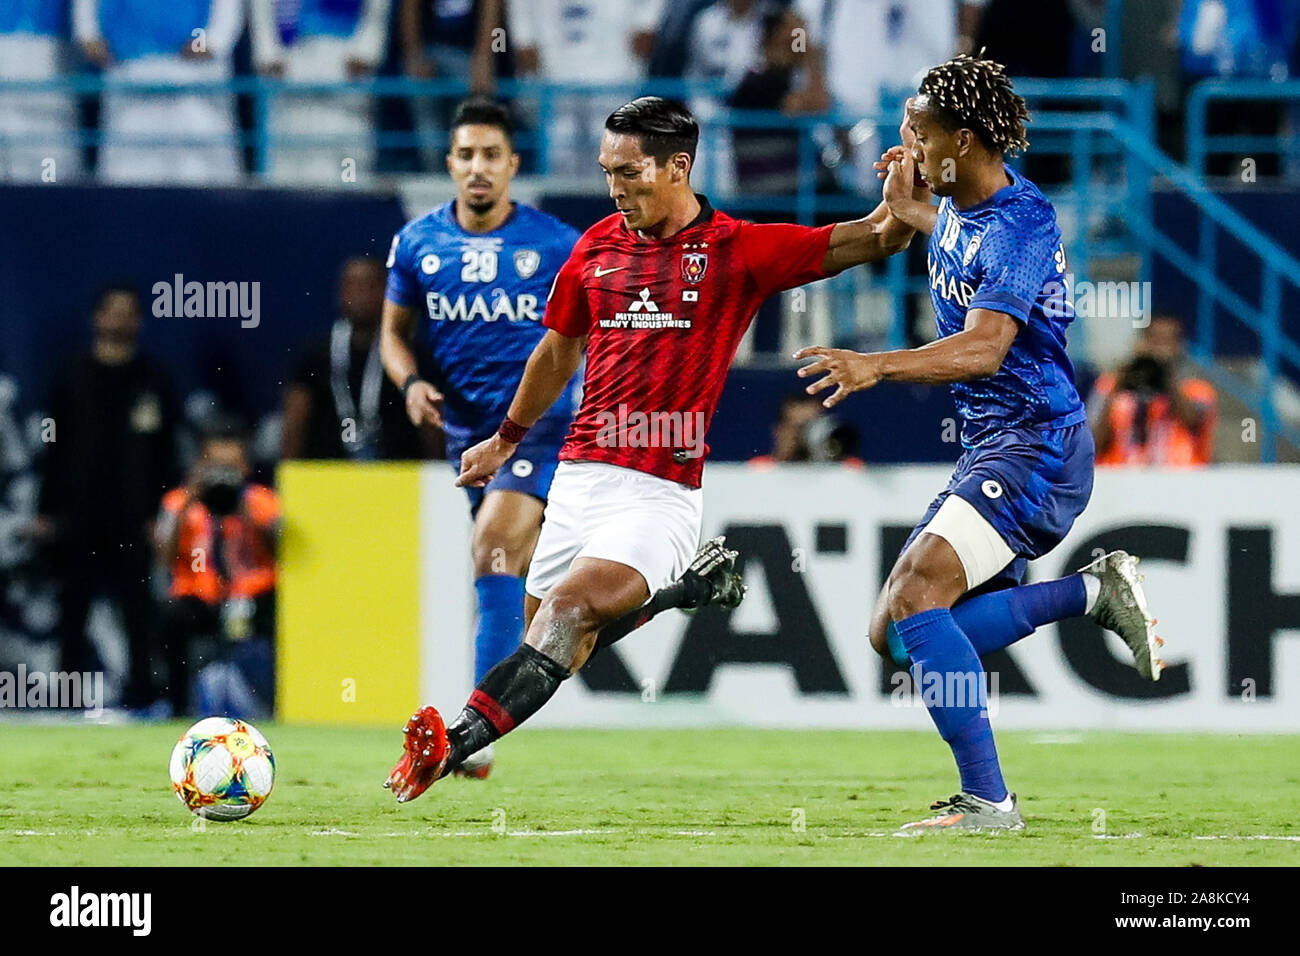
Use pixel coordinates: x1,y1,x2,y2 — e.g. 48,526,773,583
498,416,529,444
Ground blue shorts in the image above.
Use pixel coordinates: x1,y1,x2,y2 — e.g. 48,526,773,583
903,421,1095,589
448,428,564,517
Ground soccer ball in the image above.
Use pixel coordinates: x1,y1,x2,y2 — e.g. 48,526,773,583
169,717,276,821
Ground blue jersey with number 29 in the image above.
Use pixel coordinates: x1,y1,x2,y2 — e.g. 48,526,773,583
385,200,581,447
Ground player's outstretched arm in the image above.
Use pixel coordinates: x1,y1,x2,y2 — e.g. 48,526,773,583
380,298,445,428
456,329,584,487
821,144,933,272
795,308,1019,407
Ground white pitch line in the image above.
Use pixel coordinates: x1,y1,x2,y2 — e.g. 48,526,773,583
1192,834,1300,842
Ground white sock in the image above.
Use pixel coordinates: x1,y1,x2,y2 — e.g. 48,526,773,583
991,794,1015,812
1082,573,1101,613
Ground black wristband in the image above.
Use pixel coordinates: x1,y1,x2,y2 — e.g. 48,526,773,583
401,373,422,397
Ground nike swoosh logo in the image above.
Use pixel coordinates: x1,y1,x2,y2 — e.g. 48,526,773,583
593,266,624,277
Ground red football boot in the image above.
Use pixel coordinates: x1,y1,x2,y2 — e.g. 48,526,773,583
383,706,450,803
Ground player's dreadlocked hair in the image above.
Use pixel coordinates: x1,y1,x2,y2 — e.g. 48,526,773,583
916,53,1030,156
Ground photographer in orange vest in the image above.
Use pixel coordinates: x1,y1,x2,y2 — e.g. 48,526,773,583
154,423,279,715
1091,316,1217,467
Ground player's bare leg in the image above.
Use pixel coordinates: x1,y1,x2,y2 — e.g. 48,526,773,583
386,558,647,802
591,536,745,655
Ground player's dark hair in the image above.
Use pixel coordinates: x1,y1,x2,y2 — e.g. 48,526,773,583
916,53,1030,156
450,97,514,148
92,282,140,312
604,96,699,167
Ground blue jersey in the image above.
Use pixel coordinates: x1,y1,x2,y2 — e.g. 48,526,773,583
385,201,581,447
926,165,1086,447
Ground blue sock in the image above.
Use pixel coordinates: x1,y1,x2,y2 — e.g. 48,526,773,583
951,575,1088,656
473,575,526,684
896,608,1007,803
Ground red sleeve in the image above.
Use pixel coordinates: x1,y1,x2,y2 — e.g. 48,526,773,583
736,221,835,298
542,242,592,337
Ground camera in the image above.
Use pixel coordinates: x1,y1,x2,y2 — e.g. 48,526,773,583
196,465,245,516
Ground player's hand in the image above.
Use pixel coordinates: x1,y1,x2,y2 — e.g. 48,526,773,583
405,380,444,429
455,433,515,488
898,97,916,151
874,145,908,180
882,148,917,209
794,346,885,408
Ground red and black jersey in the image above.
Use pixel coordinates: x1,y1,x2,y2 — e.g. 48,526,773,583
544,196,834,487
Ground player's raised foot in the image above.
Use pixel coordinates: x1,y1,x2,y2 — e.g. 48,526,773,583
383,705,451,803
1079,549,1165,681
453,742,494,779
682,535,746,609
896,793,1025,835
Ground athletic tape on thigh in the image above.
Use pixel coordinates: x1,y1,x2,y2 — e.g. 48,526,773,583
922,494,1017,592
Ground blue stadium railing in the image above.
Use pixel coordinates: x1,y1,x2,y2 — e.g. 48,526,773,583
1186,79,1300,179
2,74,1297,457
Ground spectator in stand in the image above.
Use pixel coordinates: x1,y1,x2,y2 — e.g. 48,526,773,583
729,4,828,198
155,424,278,716
749,393,864,468
968,0,1078,184
73,0,244,183
507,0,663,176
282,256,436,461
250,0,392,184
796,0,970,190
682,0,773,194
0,0,84,182
32,284,181,708
401,0,504,170
968,0,1076,79
1091,316,1218,466
1177,0,1300,176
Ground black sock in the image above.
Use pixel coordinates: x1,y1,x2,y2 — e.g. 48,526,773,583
592,572,714,654
445,644,570,771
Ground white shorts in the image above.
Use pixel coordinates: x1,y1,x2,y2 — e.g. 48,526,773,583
525,460,704,599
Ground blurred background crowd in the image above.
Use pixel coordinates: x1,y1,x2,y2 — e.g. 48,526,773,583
1,0,1298,717
0,1,1297,184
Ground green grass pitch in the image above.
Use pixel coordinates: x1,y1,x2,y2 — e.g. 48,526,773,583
1,723,1296,865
